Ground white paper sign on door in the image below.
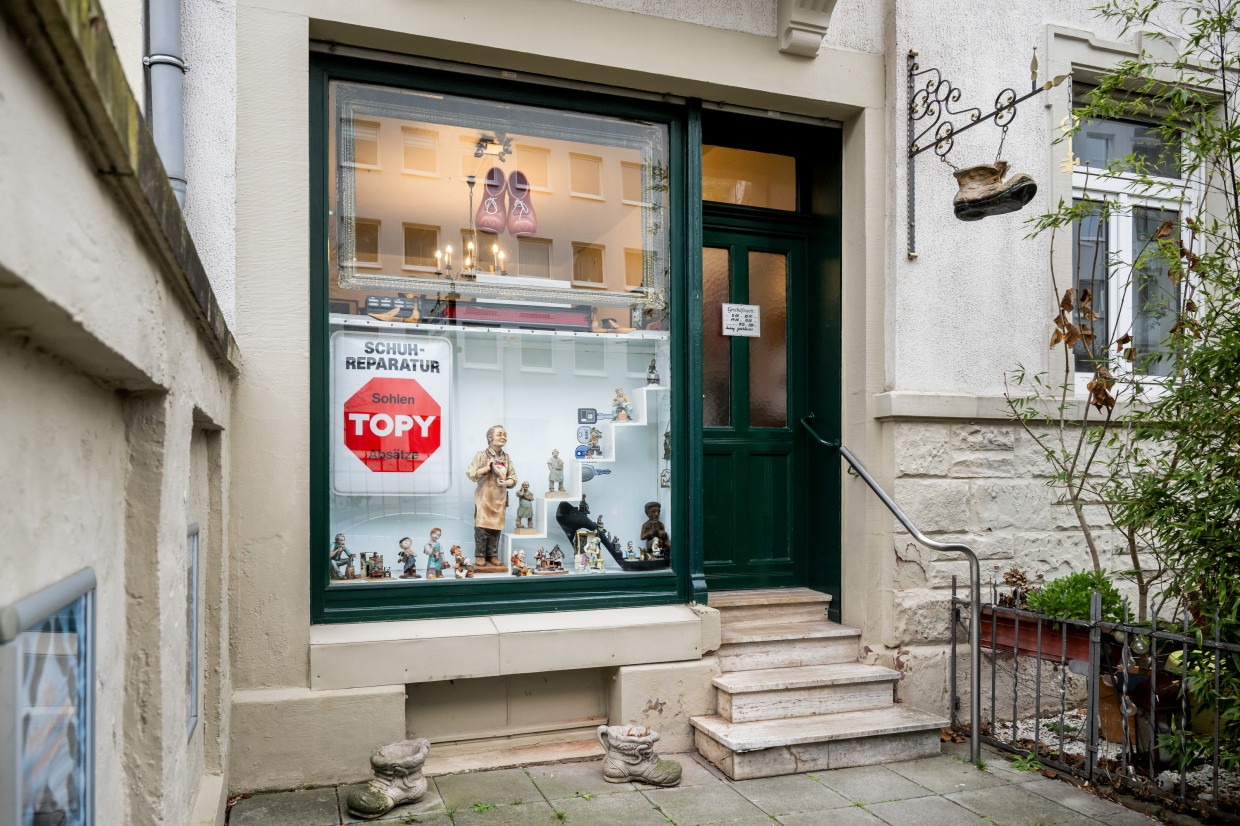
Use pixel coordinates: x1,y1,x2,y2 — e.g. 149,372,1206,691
722,303,760,337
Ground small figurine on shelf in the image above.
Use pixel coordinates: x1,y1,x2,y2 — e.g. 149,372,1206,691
423,527,446,580
663,428,671,461
397,537,420,579
534,546,547,570
647,358,660,386
611,387,633,422
549,544,565,570
514,482,537,534
466,424,517,572
367,554,391,578
329,533,355,581
510,549,531,576
649,537,663,558
659,468,671,488
593,541,606,571
640,501,671,559
586,427,603,458
546,449,568,498
626,541,637,560
450,545,474,578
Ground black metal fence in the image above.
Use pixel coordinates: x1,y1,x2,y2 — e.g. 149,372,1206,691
949,577,1240,820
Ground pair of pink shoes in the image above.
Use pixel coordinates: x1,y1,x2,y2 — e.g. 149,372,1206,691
476,167,537,236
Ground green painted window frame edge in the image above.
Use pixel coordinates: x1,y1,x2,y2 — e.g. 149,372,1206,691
308,54,699,623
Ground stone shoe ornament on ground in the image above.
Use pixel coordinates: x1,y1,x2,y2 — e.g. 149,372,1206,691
345,737,430,820
597,724,682,787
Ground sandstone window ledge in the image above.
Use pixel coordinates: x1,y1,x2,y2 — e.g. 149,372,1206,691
309,604,720,691
873,391,1127,423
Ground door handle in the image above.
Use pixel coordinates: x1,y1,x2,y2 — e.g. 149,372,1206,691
800,413,838,448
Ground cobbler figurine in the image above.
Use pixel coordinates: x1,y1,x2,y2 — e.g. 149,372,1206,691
535,546,547,570
548,544,565,570
465,424,517,571
586,427,603,458
640,501,671,558
510,549,531,576
546,449,567,498
647,358,659,385
450,545,473,578
397,536,420,579
423,527,446,579
611,387,633,422
514,481,536,533
329,533,355,580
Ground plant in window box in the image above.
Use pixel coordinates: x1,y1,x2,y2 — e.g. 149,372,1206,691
980,568,1121,663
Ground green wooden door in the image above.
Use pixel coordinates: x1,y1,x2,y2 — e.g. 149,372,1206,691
702,226,809,590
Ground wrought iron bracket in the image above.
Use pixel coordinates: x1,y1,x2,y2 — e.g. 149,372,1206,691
906,48,1067,258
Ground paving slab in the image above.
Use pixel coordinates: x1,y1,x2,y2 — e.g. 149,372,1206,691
229,787,341,826
449,801,561,826
884,755,1010,794
865,795,993,826
524,759,633,800
433,767,543,812
947,784,1101,826
813,764,935,804
1021,777,1159,824
629,752,725,789
338,781,447,823
776,806,887,826
729,773,853,814
554,788,675,825
642,783,773,826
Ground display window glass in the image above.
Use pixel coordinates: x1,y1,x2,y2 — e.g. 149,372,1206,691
325,80,673,588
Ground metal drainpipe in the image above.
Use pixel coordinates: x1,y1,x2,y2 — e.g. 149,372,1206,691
144,0,187,205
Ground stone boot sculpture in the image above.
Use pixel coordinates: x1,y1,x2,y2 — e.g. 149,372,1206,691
345,737,430,820
597,724,682,787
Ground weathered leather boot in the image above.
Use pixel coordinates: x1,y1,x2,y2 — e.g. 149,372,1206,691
597,725,682,786
952,160,1037,221
345,738,430,820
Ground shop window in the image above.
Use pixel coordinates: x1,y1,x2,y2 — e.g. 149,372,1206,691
515,144,551,190
186,525,200,738
572,243,605,285
570,153,603,199
323,77,673,613
0,569,96,826
518,238,552,278
702,145,795,210
353,219,381,265
404,225,439,269
349,119,380,168
402,127,438,175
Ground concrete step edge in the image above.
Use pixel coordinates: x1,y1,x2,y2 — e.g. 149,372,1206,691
689,706,949,752
712,663,901,694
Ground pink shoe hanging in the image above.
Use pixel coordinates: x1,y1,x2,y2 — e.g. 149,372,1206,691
506,170,537,237
475,167,507,234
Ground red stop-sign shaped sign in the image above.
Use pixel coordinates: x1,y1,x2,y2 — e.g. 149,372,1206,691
343,377,441,472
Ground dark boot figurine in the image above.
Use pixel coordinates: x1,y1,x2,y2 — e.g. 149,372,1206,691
346,738,430,820
952,160,1037,221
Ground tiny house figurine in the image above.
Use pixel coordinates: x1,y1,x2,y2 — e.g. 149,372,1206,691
597,725,681,787
328,533,355,580
546,449,568,498
640,501,671,558
611,387,633,422
397,537,420,579
514,482,537,534
466,424,516,572
450,545,473,578
423,527,446,579
647,358,659,386
345,737,431,820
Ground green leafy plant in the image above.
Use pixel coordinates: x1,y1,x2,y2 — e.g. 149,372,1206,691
1042,719,1079,737
1025,569,1124,622
573,792,594,800
553,810,568,822
1009,753,1043,772
470,802,496,813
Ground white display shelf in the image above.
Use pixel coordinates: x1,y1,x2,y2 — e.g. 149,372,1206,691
328,313,669,340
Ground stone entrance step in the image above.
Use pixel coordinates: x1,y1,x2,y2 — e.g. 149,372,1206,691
709,587,832,625
691,705,948,780
716,620,860,672
713,662,900,723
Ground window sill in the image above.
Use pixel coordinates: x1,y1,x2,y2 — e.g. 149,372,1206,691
309,603,719,690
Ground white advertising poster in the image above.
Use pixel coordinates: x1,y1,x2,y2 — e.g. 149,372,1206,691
331,331,452,495
722,303,760,337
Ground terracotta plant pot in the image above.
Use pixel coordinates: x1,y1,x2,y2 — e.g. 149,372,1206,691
978,609,1091,663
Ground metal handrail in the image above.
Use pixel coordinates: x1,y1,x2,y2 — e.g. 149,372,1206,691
802,413,981,766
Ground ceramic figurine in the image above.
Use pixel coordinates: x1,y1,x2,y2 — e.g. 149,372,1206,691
397,537,420,579
450,545,473,578
546,449,568,498
534,546,547,570
593,540,606,571
549,544,565,570
510,549,531,576
626,541,636,560
514,482,536,534
647,358,659,385
423,527,446,579
597,725,681,787
611,387,633,422
465,425,517,571
640,501,671,558
345,738,431,819
328,533,355,580
367,553,390,578
663,428,670,461
586,427,603,458
659,468,671,488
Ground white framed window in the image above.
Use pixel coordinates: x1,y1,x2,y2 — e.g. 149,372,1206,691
572,243,604,286
569,153,603,199
621,162,647,206
624,248,644,289
515,144,551,191
1071,113,1193,383
401,127,438,175
348,119,381,169
403,224,439,270
517,237,552,278
352,219,381,267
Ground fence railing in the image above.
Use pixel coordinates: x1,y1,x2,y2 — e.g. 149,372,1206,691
950,579,1240,819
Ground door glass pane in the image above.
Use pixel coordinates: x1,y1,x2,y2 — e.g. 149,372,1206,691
703,246,731,426
702,146,796,210
1133,206,1179,376
748,251,787,427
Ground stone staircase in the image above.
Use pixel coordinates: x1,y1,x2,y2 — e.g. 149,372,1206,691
690,588,947,780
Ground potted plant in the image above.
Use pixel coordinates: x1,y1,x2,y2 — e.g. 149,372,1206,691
980,568,1122,664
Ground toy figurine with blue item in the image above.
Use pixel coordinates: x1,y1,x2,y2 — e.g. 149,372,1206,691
423,527,446,579
397,537,421,579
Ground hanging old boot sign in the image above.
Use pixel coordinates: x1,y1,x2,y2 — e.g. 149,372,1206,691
952,160,1037,221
